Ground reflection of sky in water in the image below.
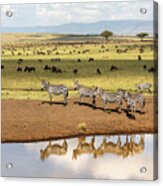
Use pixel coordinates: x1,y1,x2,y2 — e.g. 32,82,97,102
1,134,155,180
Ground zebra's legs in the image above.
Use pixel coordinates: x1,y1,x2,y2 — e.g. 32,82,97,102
49,94,52,105
92,96,96,108
63,95,67,105
103,100,106,111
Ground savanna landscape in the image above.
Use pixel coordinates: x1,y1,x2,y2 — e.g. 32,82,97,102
1,32,157,143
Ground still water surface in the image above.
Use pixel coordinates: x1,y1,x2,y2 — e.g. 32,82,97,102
1,134,155,180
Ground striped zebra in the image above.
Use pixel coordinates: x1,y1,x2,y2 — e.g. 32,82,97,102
135,83,152,94
41,80,68,105
96,87,123,112
74,80,97,107
117,89,145,112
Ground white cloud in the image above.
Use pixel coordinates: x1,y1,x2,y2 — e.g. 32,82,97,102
1,1,153,27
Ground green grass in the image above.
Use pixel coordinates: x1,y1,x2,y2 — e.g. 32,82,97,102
1,33,154,100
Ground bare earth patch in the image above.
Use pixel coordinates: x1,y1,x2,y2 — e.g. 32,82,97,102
2,97,157,143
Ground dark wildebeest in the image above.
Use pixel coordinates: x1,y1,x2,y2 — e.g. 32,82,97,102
148,67,156,73
96,68,102,75
73,69,78,75
1,65,4,70
41,80,69,105
110,65,118,71
44,65,51,71
138,55,142,61
17,67,22,72
77,59,81,63
88,58,94,62
143,65,147,70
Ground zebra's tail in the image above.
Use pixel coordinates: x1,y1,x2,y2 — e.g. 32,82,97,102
66,89,69,97
142,98,146,108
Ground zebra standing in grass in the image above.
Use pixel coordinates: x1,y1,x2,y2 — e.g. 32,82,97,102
117,89,145,112
135,83,152,94
74,80,97,107
41,80,68,105
96,87,123,112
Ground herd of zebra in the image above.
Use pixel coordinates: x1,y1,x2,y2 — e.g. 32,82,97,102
41,80,152,113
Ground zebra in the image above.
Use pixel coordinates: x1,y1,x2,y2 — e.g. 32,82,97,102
135,83,152,94
96,87,123,112
74,80,97,108
117,89,145,112
41,80,69,105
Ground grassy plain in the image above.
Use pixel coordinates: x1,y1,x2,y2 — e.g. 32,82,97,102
1,33,154,100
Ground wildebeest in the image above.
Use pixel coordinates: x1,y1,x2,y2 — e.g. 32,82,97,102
88,58,94,62
73,69,78,75
138,55,142,61
96,87,122,112
148,67,156,73
41,80,69,105
1,65,4,70
17,67,22,72
117,89,145,112
77,59,81,63
24,66,36,72
143,65,147,70
44,65,51,71
135,83,152,94
110,65,118,71
96,68,102,75
74,80,97,108
18,59,23,64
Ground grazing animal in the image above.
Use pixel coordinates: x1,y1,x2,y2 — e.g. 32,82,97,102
138,55,142,61
1,65,4,70
73,69,78,75
24,66,36,72
74,80,97,107
148,67,156,73
44,65,51,71
96,68,102,75
77,59,81,63
24,66,29,72
17,67,22,72
18,59,23,64
143,65,147,70
88,58,94,62
110,65,118,71
41,80,69,105
96,87,122,112
119,90,145,112
135,83,152,94
40,140,68,161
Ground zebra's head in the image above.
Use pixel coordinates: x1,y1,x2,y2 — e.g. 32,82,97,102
74,80,80,90
123,91,129,101
95,87,103,96
41,80,49,91
117,89,126,98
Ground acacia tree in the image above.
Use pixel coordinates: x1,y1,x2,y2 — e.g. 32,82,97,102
137,32,149,41
101,30,113,41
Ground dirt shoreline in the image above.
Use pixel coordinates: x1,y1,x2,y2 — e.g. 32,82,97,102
2,97,157,143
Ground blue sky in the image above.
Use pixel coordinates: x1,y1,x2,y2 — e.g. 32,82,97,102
1,1,153,27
